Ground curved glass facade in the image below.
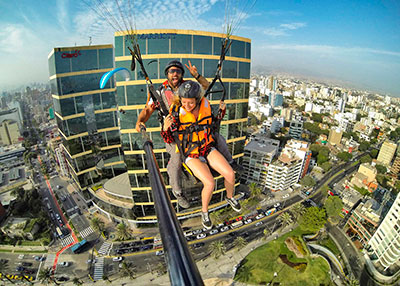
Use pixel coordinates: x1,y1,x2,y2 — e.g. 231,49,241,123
48,45,126,190
115,29,251,222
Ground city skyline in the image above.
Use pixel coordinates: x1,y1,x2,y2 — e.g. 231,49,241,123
0,0,399,96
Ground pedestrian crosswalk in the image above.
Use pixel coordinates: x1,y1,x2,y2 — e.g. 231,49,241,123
60,235,75,247
43,254,55,270
97,241,112,256
80,226,95,238
93,257,104,281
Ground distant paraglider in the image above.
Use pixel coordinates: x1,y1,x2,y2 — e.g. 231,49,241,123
99,67,131,89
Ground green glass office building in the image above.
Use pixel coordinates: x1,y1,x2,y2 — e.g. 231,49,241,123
48,45,126,190
114,29,251,223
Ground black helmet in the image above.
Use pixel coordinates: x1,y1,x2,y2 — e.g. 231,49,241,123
179,81,201,101
164,60,185,76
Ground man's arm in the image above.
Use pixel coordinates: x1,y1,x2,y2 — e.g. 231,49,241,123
196,75,209,90
135,105,156,132
185,60,209,90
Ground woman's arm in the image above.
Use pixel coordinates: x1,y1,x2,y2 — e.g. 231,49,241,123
160,113,176,144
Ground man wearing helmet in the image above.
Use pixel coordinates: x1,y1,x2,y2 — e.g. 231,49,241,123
135,60,235,209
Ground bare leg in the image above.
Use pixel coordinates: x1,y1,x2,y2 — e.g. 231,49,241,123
206,150,235,198
186,158,215,212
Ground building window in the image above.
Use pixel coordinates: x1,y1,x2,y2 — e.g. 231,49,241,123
193,35,212,55
148,36,169,54
171,34,192,54
230,40,245,58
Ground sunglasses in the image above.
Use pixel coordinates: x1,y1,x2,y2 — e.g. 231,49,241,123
168,68,182,74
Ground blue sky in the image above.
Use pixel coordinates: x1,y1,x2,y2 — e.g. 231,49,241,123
0,0,399,96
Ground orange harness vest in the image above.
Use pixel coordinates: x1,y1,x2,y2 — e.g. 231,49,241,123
173,98,214,157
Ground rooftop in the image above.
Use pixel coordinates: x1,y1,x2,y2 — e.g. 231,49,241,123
245,139,279,155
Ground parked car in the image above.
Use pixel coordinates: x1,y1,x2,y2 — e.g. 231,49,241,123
21,262,32,267
184,230,193,237
219,226,229,232
34,256,46,261
255,221,263,226
196,233,206,239
255,214,265,220
58,261,70,267
274,203,281,208
193,242,205,249
112,257,123,262
192,229,202,235
244,219,252,224
156,250,164,256
282,194,289,199
209,229,219,235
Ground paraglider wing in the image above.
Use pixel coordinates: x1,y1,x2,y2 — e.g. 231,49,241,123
99,67,131,89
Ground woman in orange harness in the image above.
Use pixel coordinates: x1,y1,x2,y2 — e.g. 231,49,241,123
162,80,241,229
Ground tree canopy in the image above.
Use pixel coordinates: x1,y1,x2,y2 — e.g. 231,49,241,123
375,164,387,174
321,161,332,172
360,155,372,164
300,175,316,187
311,113,323,123
325,196,343,220
358,141,370,152
299,207,327,232
370,149,378,158
337,151,352,162
304,122,328,136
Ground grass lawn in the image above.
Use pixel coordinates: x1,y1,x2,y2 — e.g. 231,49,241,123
318,237,340,257
235,228,332,286
18,240,42,246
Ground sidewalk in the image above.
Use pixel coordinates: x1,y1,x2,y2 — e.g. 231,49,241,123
0,244,47,252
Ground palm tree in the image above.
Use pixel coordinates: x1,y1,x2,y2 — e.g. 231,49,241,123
236,264,252,282
234,237,247,251
209,240,226,260
279,212,293,231
249,182,262,198
72,277,83,285
347,275,360,286
291,203,306,221
38,267,58,285
91,217,105,234
210,212,223,225
155,262,167,276
120,262,136,280
116,222,131,241
262,228,271,240
0,260,14,284
102,274,111,284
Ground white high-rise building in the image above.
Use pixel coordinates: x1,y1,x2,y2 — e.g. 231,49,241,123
336,98,345,113
265,148,303,192
367,193,400,272
242,137,280,185
305,102,313,112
